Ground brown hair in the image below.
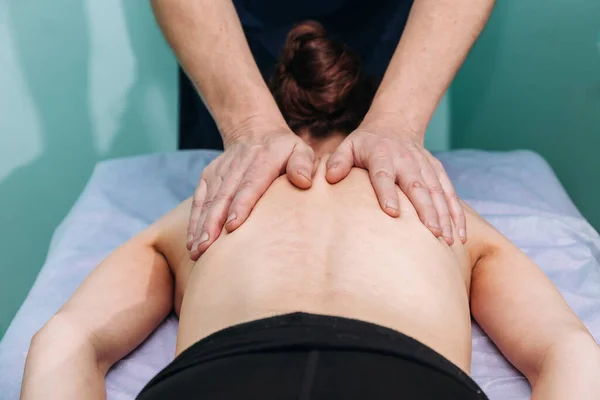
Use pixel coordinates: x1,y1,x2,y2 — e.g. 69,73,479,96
269,21,377,139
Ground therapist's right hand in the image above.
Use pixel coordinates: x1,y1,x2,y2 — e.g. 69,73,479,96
187,128,316,260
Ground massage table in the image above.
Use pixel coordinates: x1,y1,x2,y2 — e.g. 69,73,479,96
1,149,599,399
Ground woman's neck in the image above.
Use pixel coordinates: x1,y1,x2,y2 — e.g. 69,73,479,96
297,130,346,158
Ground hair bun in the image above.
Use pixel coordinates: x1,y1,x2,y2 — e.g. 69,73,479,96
270,21,376,138
286,20,327,43
281,21,327,68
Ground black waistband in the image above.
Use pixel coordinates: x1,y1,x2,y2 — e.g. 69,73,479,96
141,312,487,398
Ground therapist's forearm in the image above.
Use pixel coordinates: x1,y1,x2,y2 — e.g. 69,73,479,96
151,0,287,145
364,0,495,139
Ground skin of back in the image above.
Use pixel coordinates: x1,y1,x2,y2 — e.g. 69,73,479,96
168,157,475,370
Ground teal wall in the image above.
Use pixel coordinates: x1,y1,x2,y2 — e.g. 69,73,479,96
425,94,451,152
451,1,600,229
0,0,177,337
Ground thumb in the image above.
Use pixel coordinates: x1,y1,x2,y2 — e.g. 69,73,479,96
286,142,316,189
325,139,354,184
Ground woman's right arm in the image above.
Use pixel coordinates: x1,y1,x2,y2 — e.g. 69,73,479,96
21,209,179,399
466,204,600,398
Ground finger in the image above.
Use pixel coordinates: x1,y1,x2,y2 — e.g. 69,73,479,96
187,177,207,250
421,160,454,246
286,143,315,189
189,174,224,260
225,153,281,232
325,139,354,184
366,155,400,217
433,159,466,243
396,159,441,238
192,156,254,257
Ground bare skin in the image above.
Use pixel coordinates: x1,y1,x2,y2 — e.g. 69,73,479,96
176,159,472,366
22,139,600,399
151,0,498,256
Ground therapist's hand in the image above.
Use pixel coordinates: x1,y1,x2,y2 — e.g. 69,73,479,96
325,122,466,246
188,128,316,260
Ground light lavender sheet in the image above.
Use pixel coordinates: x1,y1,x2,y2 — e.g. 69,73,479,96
1,149,599,400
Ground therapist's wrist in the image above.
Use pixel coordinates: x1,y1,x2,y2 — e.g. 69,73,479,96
359,109,426,145
220,111,290,149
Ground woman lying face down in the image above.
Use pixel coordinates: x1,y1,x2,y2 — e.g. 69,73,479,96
22,22,600,400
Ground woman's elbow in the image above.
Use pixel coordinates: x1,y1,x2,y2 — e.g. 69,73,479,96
28,313,108,374
530,328,600,391
22,314,108,399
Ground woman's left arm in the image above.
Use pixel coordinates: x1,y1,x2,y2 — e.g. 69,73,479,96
21,212,179,399
326,0,495,245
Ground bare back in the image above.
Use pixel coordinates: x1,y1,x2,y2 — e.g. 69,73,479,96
25,158,596,400
165,159,476,372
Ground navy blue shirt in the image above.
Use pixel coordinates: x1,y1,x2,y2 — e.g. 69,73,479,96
233,0,413,78
178,1,414,150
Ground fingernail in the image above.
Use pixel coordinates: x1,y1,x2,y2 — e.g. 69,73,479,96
191,240,201,252
298,169,310,180
226,213,237,225
384,199,399,212
328,162,339,170
459,229,466,239
187,235,194,244
192,232,210,252
199,231,209,244
427,222,441,231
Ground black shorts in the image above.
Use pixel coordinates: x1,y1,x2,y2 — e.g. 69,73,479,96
137,312,488,399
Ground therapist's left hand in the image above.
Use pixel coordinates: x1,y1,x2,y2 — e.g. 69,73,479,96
325,121,466,246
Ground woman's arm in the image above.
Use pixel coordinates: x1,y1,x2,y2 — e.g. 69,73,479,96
467,206,600,398
20,204,186,399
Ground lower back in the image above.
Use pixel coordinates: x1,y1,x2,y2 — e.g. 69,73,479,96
177,161,474,372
